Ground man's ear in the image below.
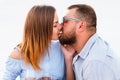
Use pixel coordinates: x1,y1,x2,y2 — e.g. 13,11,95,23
76,21,87,32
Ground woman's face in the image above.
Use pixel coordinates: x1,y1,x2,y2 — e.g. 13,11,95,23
52,12,60,40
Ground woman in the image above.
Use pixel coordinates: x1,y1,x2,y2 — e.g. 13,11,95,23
2,5,65,80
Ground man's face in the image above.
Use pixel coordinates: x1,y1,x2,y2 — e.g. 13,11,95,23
59,9,80,45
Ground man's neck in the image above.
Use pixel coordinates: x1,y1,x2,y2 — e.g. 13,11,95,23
72,32,95,54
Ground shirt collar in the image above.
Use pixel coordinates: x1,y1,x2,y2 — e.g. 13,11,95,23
77,33,98,59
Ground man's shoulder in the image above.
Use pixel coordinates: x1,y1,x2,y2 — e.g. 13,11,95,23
82,52,120,73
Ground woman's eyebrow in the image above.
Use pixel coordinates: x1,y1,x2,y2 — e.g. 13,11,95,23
54,20,58,23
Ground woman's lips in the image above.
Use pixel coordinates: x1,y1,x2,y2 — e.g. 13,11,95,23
58,31,63,37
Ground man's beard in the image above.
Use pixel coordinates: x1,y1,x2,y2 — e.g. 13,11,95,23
59,31,76,45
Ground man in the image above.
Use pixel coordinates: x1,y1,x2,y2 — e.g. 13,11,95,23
59,4,120,80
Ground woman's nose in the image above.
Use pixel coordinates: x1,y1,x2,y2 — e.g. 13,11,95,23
57,23,63,30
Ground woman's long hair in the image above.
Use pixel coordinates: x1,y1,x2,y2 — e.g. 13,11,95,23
20,5,55,70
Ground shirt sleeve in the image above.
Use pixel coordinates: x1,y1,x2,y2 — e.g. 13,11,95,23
83,60,115,80
2,57,22,80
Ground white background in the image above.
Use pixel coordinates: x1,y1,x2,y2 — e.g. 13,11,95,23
0,0,120,79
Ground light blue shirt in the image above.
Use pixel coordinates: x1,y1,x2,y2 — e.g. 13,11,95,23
26,40,65,80
2,40,65,80
73,33,120,80
2,47,26,80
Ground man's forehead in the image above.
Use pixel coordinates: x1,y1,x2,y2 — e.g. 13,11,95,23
65,9,77,17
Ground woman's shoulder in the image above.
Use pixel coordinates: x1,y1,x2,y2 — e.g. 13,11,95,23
9,46,21,60
3,47,24,80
